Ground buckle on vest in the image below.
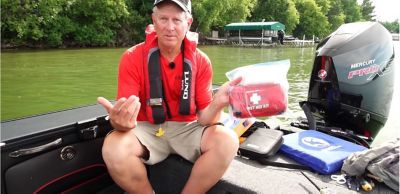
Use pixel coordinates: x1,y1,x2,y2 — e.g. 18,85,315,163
148,98,163,106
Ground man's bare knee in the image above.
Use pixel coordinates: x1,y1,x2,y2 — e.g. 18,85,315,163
102,130,143,171
202,125,239,160
102,130,152,194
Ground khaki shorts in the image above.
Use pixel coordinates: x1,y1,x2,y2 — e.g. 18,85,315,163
133,121,207,165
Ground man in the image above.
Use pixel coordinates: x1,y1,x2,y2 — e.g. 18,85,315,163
278,30,285,45
97,0,241,193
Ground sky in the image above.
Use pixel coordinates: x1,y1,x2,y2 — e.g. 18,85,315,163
361,0,400,22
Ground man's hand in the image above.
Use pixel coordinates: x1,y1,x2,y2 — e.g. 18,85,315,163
97,95,141,132
197,77,242,125
212,76,243,110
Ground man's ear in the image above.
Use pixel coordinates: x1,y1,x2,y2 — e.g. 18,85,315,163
187,17,193,28
151,13,156,24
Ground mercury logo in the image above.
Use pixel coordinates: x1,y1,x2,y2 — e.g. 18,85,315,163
250,93,261,105
350,59,375,69
318,69,327,79
348,65,380,79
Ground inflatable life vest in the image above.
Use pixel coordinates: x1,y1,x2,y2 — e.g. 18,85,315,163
143,24,198,124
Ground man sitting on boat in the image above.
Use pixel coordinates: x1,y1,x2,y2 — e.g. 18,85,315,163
97,0,241,193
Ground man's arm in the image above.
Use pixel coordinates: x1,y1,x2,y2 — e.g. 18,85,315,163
97,46,142,132
197,77,242,126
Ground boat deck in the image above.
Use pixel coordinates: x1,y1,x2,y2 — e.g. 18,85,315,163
99,154,396,194
2,104,396,194
219,156,395,194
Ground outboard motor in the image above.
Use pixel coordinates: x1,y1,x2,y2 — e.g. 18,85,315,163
301,22,395,142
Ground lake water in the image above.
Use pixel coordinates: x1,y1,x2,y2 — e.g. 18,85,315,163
1,43,399,146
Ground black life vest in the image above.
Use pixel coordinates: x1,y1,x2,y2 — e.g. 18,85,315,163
143,24,198,124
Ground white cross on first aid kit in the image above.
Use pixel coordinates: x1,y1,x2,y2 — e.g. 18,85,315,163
250,93,261,105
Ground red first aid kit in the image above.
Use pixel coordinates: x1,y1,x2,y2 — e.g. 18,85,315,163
229,83,287,118
226,59,290,118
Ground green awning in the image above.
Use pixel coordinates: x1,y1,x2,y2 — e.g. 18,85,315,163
224,22,285,31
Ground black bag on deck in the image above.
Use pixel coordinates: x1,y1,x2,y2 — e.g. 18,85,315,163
238,122,284,159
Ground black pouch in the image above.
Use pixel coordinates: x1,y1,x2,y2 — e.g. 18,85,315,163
238,126,283,159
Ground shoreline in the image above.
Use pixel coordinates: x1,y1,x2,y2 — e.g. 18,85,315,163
213,43,317,48
1,43,317,52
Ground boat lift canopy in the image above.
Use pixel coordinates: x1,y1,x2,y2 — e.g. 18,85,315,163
224,22,285,31
224,22,285,45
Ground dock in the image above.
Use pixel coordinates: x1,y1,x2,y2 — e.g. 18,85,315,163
202,36,316,47
204,37,227,45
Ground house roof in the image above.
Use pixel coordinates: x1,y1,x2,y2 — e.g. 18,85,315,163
224,22,285,31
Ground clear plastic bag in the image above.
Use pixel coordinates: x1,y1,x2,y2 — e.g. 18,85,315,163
226,59,290,118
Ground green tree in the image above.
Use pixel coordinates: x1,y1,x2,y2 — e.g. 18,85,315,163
341,0,362,23
361,0,375,21
1,0,129,48
117,0,153,45
381,20,400,33
250,0,299,34
293,0,330,39
1,0,68,47
213,0,257,27
192,0,227,34
66,0,129,47
326,0,345,31
315,0,330,13
191,0,256,35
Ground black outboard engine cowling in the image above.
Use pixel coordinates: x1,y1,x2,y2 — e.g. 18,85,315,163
304,22,395,139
